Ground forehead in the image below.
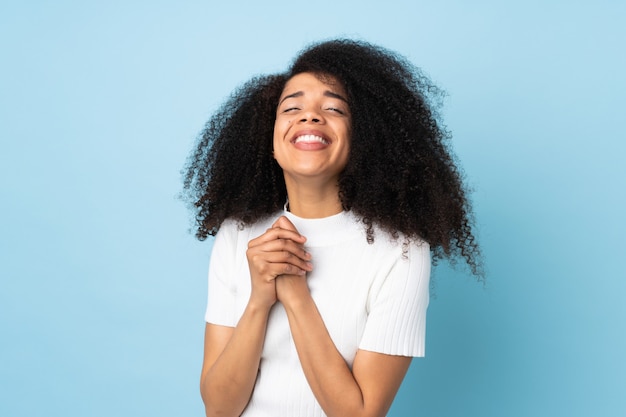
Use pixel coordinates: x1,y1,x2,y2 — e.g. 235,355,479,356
280,72,346,97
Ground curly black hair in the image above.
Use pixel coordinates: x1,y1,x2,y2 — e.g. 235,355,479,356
182,39,482,277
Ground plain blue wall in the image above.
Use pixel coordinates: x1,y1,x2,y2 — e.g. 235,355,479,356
1,1,624,416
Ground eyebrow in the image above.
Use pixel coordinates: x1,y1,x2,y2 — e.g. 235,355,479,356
278,90,349,106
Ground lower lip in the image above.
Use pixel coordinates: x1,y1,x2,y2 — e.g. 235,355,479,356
292,141,330,151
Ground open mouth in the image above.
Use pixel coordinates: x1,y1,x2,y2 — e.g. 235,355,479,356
292,134,330,145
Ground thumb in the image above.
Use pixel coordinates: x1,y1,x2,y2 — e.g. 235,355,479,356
272,216,301,234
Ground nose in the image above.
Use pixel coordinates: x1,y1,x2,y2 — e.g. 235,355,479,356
299,109,324,124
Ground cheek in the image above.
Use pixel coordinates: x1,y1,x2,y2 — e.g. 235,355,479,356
272,134,285,165
339,148,350,170
339,135,351,168
273,118,292,148
272,120,281,150
273,118,289,138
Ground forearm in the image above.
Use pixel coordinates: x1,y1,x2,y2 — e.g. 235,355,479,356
282,296,369,417
201,302,270,417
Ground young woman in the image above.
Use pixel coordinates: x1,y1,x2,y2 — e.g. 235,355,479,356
183,39,482,417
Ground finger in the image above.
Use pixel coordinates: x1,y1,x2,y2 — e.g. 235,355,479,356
270,216,307,244
264,248,313,272
247,240,313,273
248,227,306,247
248,251,311,277
271,260,310,276
250,241,311,265
271,216,299,233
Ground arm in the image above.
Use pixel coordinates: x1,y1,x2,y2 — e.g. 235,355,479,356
273,217,413,417
200,220,312,417
277,277,411,417
200,308,269,417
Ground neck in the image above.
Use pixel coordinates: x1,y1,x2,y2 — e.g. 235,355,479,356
284,177,343,218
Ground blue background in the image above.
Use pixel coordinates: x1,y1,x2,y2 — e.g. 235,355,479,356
1,1,624,416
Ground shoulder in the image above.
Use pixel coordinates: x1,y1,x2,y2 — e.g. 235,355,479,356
209,214,279,273
368,220,431,258
215,214,279,243
335,215,431,280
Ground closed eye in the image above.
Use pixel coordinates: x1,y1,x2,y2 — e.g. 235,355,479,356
327,107,345,114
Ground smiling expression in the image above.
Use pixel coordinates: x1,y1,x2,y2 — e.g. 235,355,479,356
273,72,351,186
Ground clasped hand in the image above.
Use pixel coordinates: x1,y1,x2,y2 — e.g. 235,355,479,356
246,216,313,308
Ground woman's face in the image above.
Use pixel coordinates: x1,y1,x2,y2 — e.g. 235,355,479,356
273,72,351,186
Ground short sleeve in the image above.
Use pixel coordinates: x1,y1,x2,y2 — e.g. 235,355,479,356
204,220,239,327
359,241,431,357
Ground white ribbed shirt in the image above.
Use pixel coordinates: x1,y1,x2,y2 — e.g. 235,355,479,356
205,209,430,417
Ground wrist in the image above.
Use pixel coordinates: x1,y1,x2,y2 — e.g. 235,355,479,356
245,298,275,315
278,284,313,311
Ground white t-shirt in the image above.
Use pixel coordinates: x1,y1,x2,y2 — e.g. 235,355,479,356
205,209,430,417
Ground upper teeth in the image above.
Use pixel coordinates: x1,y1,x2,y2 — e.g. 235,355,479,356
294,135,328,144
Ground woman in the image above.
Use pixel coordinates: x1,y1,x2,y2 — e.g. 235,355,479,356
183,39,482,417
